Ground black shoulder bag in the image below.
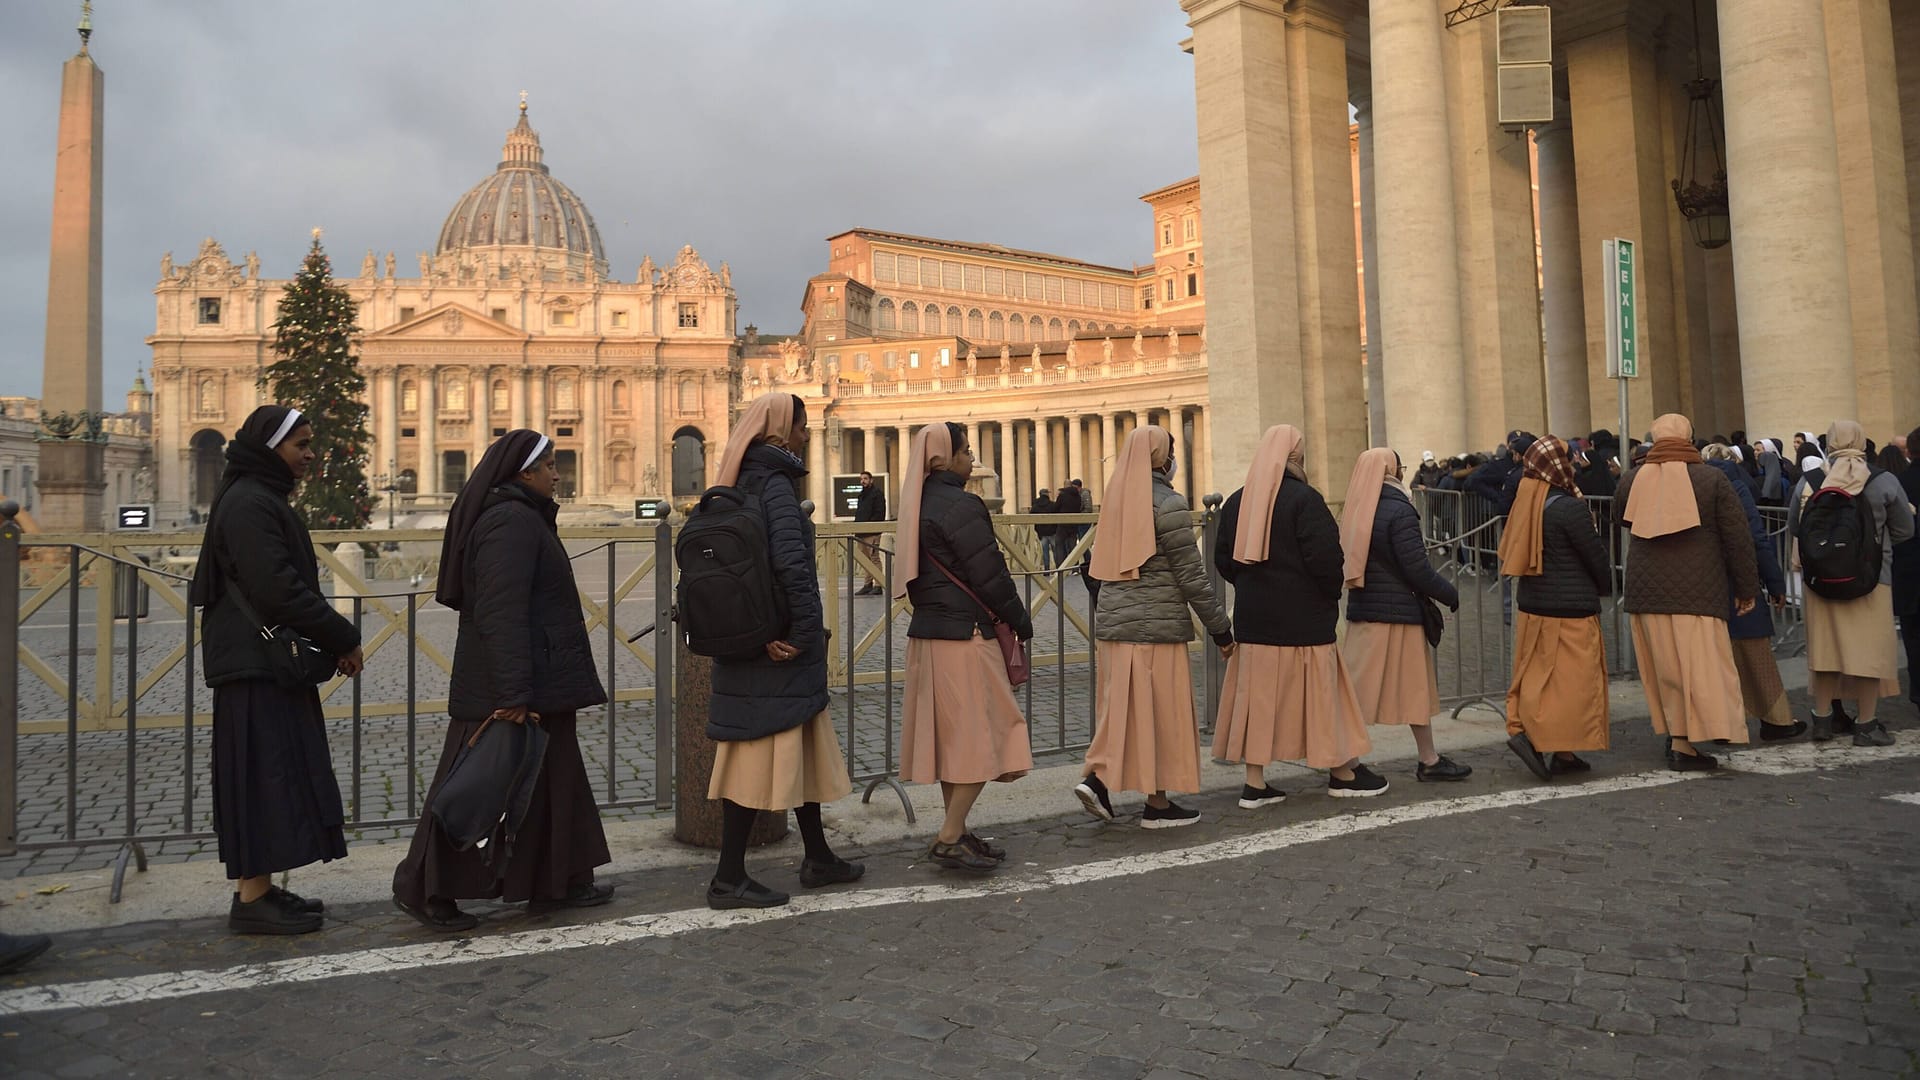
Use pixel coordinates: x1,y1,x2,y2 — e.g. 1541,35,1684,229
1379,533,1446,649
221,585,340,689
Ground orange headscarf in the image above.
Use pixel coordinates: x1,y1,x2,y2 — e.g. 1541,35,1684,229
716,392,796,488
1089,425,1173,582
1231,425,1305,564
1622,413,1701,539
1339,447,1402,589
891,423,955,599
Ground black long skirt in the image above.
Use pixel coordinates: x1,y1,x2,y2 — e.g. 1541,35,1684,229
211,679,349,880
392,711,611,907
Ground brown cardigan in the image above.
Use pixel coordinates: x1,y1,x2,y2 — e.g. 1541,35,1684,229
1613,461,1760,619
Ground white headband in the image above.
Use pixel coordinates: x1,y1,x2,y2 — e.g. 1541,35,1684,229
265,408,304,449
519,435,551,472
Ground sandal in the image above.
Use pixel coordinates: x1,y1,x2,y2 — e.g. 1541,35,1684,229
927,839,998,872
960,833,1006,861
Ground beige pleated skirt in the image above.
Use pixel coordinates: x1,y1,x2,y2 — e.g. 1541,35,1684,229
1084,641,1201,796
1805,585,1902,697
1629,613,1747,743
1505,613,1610,752
1212,644,1371,769
708,713,853,811
1730,637,1792,724
1342,621,1441,727
901,632,1034,785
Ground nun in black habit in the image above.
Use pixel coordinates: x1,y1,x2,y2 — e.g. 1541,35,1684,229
189,405,363,936
392,430,614,931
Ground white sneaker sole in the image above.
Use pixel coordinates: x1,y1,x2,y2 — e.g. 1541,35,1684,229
1238,795,1287,809
1327,784,1389,798
1073,784,1114,822
1139,814,1200,829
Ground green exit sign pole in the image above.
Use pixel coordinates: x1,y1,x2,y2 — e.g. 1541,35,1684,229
1604,237,1638,444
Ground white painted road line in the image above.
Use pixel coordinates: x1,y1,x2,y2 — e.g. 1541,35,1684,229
1,735,1914,1019
1885,791,1920,806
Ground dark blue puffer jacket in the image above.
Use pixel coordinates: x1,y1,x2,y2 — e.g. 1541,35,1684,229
1346,484,1459,625
1707,458,1786,640
708,443,829,741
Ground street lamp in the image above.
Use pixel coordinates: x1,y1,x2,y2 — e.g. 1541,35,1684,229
1671,0,1731,250
374,460,400,551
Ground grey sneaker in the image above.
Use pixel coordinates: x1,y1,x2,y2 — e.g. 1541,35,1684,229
1852,721,1895,748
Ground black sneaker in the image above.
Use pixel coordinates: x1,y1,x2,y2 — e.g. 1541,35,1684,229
1140,801,1201,829
1073,775,1116,822
1416,755,1473,782
1506,733,1552,782
707,877,790,909
0,932,52,974
798,857,867,887
529,882,615,913
1329,764,1389,798
1853,721,1895,748
1666,748,1718,772
1237,784,1287,809
1548,754,1592,775
269,885,323,914
1760,720,1808,742
393,896,479,932
230,892,322,935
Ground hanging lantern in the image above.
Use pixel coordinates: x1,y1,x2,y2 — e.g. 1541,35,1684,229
1671,2,1730,249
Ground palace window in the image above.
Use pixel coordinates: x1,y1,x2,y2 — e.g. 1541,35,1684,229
1009,314,1025,342
1164,278,1176,302
1187,273,1198,297
923,305,942,334
987,312,1003,339
883,350,897,369
1142,287,1154,310
678,378,699,413
877,298,896,331
874,251,896,282
491,380,509,414
823,301,838,319
901,301,919,332
966,309,984,338
556,427,574,438
1184,216,1197,242
610,310,629,328
401,427,416,438
942,262,963,291
444,376,467,413
398,306,415,322
551,309,578,328
401,380,418,414
553,378,577,412
678,303,699,328
1047,317,1063,339
921,257,941,287
946,306,962,332
611,380,630,413
493,427,507,437
1161,222,1173,247
198,297,222,325
896,255,918,286
490,307,508,323
964,264,984,293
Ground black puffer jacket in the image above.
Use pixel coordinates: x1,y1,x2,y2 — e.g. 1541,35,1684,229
1514,492,1613,618
447,483,607,723
198,475,360,686
907,471,1032,641
1346,484,1459,625
709,444,829,741
1213,476,1344,647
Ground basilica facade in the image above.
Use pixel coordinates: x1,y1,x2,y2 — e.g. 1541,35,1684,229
145,102,739,521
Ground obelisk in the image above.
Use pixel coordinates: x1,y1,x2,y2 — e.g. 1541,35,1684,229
36,3,106,533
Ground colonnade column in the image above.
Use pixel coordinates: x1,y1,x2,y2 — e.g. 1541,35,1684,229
1066,414,1086,489
1098,412,1117,501
472,369,489,466
1011,420,1030,510
528,369,547,439
512,366,529,431
1034,418,1053,495
375,367,398,490
417,376,438,495
1718,0,1859,435
1194,406,1214,499
1354,93,1386,447
581,368,601,498
1370,0,1468,458
1535,120,1591,438
808,422,829,521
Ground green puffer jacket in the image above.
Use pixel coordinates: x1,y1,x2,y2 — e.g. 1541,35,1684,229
1092,474,1233,645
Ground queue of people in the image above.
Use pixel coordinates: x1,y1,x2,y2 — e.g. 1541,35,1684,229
186,397,1915,938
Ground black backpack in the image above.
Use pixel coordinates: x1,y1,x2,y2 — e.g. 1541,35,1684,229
1797,475,1883,601
674,483,789,658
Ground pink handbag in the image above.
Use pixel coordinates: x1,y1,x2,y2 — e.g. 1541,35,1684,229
925,555,1030,688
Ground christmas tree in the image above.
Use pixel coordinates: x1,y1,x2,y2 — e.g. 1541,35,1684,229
261,231,375,530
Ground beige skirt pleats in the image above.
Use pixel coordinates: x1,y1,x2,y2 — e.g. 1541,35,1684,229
1342,621,1441,727
1211,643,1371,769
1804,585,1902,697
707,712,853,811
1729,636,1792,724
1628,613,1748,743
1084,641,1201,796
1505,613,1610,752
901,633,1034,785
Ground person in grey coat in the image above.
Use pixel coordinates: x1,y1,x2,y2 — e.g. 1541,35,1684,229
1074,426,1233,828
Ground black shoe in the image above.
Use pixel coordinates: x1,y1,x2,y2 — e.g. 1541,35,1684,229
1140,801,1201,829
1548,754,1592,775
1329,764,1389,798
1416,755,1473,782
798,857,867,887
269,885,323,914
1853,721,1895,747
1811,713,1835,742
0,932,52,975
1506,733,1552,782
530,882,615,912
707,877,789,909
1073,775,1116,822
1237,784,1287,809
959,833,1006,861
231,892,323,935
393,896,479,932
927,839,999,872
1666,748,1718,772
1760,720,1808,742
1832,706,1856,736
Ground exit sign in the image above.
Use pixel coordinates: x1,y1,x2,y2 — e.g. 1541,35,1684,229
1604,238,1638,379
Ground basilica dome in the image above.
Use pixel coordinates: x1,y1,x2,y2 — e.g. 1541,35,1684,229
435,101,608,281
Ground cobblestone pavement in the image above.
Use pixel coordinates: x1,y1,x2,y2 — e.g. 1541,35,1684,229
2,721,1917,1078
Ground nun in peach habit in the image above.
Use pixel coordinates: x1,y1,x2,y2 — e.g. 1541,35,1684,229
1210,426,1382,802
1074,426,1233,829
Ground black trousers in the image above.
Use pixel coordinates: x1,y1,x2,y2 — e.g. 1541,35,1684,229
1901,612,1920,706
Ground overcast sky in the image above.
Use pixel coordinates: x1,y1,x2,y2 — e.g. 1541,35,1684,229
0,0,1200,399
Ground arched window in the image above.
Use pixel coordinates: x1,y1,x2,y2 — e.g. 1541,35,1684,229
401,380,418,414
1009,314,1025,342
491,380,509,414
946,306,962,333
445,374,468,412
987,312,1003,339
1048,317,1064,339
196,378,217,414
1067,320,1081,337
553,377,576,412
611,379,630,412
677,377,699,413
901,301,920,333
923,305,942,334
966,309,984,338
877,298,896,331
